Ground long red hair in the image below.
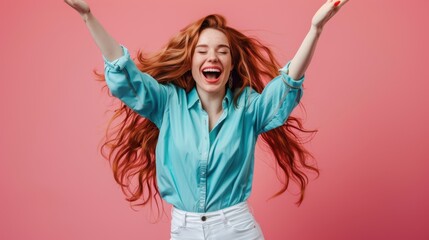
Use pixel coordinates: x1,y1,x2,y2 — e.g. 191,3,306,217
98,14,318,215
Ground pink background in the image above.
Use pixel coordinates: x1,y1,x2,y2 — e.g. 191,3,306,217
1,0,428,239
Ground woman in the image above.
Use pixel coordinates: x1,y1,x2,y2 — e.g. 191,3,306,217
65,0,349,239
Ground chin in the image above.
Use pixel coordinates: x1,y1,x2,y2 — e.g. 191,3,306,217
198,83,226,95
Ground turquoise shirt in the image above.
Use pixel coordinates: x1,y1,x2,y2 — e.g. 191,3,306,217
104,46,305,213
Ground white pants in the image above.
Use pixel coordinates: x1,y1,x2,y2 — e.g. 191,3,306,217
170,202,265,240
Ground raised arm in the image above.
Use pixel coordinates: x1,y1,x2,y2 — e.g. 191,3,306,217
64,0,122,61
288,0,350,80
65,0,170,127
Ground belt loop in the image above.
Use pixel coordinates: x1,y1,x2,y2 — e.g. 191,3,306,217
248,201,254,214
220,209,228,224
183,212,187,227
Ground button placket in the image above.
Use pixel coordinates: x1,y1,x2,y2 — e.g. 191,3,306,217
198,113,210,212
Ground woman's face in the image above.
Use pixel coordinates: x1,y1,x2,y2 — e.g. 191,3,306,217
191,28,233,98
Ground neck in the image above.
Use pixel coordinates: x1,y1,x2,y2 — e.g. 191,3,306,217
197,88,225,115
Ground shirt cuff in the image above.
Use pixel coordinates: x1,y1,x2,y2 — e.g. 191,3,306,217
279,61,304,89
103,45,130,71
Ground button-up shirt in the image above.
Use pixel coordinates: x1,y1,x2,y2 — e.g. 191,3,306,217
104,46,305,213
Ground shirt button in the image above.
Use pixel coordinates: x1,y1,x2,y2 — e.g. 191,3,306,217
201,216,207,221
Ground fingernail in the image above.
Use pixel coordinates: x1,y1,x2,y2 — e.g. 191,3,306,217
334,1,341,7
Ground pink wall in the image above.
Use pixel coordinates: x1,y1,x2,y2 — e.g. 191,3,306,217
1,0,428,239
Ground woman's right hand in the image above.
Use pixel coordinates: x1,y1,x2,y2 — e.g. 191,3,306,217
64,0,91,16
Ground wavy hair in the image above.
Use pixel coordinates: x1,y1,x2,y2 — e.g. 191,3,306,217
97,14,319,217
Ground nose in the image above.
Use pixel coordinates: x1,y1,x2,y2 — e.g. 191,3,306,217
207,50,219,62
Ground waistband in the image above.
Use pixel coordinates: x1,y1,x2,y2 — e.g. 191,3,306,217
172,201,251,225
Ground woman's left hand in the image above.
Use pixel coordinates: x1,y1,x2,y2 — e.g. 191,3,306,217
311,0,350,30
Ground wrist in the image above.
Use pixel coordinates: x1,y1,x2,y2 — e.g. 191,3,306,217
81,9,92,23
310,24,323,35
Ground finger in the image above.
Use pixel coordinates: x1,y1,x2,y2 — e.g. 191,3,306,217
328,8,339,20
332,0,349,10
64,0,77,9
336,0,350,8
64,0,72,7
326,9,337,21
333,1,341,8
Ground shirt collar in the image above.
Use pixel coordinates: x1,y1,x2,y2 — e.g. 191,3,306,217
187,87,233,109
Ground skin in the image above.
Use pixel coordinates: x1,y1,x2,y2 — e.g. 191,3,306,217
64,0,350,129
64,0,122,62
288,0,350,79
191,28,234,129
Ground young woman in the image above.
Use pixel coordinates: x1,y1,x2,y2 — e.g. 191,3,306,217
65,0,349,239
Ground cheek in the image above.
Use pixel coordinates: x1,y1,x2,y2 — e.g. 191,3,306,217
191,56,202,69
223,55,233,68
191,63,201,81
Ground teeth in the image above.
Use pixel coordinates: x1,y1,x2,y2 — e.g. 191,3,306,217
203,68,221,73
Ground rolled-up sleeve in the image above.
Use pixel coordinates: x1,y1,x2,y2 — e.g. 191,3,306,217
103,45,169,127
250,61,305,134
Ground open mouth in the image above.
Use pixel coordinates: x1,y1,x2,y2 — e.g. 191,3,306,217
202,68,222,80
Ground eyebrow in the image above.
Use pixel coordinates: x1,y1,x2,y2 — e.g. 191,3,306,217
195,44,230,49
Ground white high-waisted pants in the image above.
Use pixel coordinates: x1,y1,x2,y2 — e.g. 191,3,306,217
170,202,265,240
